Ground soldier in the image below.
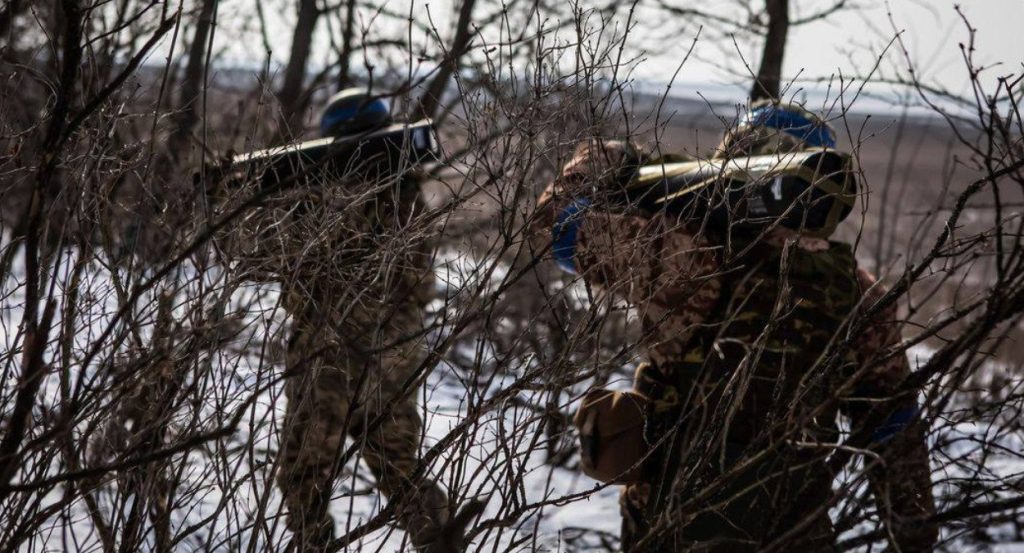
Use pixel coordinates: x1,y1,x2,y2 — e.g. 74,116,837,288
533,102,937,552
221,89,476,552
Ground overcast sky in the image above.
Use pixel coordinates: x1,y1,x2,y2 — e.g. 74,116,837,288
638,0,1022,97
207,0,1021,109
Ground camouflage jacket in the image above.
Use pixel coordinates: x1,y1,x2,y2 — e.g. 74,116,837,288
215,166,435,346
532,140,937,550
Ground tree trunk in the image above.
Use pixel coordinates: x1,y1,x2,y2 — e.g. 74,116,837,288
278,0,320,135
168,0,218,163
0,0,27,38
414,0,477,119
750,0,789,102
337,0,357,87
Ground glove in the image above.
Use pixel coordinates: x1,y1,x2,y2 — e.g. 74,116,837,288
575,388,651,484
560,138,646,193
414,498,486,553
534,139,645,230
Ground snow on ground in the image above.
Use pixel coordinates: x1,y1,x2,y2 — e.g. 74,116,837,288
3,245,1024,551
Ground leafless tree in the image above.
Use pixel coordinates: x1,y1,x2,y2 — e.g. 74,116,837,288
0,0,1022,551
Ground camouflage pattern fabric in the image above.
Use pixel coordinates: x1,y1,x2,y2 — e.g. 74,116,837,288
279,299,447,551
559,138,647,190
714,99,834,159
618,241,862,553
534,140,936,552
218,167,445,551
274,173,446,551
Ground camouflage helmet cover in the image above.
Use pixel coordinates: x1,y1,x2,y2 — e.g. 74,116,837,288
717,100,837,158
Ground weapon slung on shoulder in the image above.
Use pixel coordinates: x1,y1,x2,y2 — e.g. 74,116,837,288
620,149,857,236
202,119,439,191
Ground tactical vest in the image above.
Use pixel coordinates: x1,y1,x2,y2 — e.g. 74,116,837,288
636,239,862,450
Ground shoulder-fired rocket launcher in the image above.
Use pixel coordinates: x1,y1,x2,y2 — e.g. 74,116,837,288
617,149,857,237
201,119,440,190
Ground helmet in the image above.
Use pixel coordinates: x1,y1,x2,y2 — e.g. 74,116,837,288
319,88,392,137
717,101,836,158
739,102,836,148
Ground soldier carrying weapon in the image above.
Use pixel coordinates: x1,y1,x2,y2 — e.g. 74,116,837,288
209,89,479,552
532,101,937,552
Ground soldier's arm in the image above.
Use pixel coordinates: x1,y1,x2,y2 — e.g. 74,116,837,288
531,141,721,317
844,269,937,552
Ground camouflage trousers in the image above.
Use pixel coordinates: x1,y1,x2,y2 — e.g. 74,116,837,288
614,358,842,552
277,306,448,551
618,454,838,553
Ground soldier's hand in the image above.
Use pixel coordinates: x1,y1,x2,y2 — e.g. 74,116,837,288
890,515,938,553
533,138,644,232
560,138,645,196
418,498,486,553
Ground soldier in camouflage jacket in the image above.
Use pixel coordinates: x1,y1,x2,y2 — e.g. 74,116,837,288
532,103,937,552
219,91,453,551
